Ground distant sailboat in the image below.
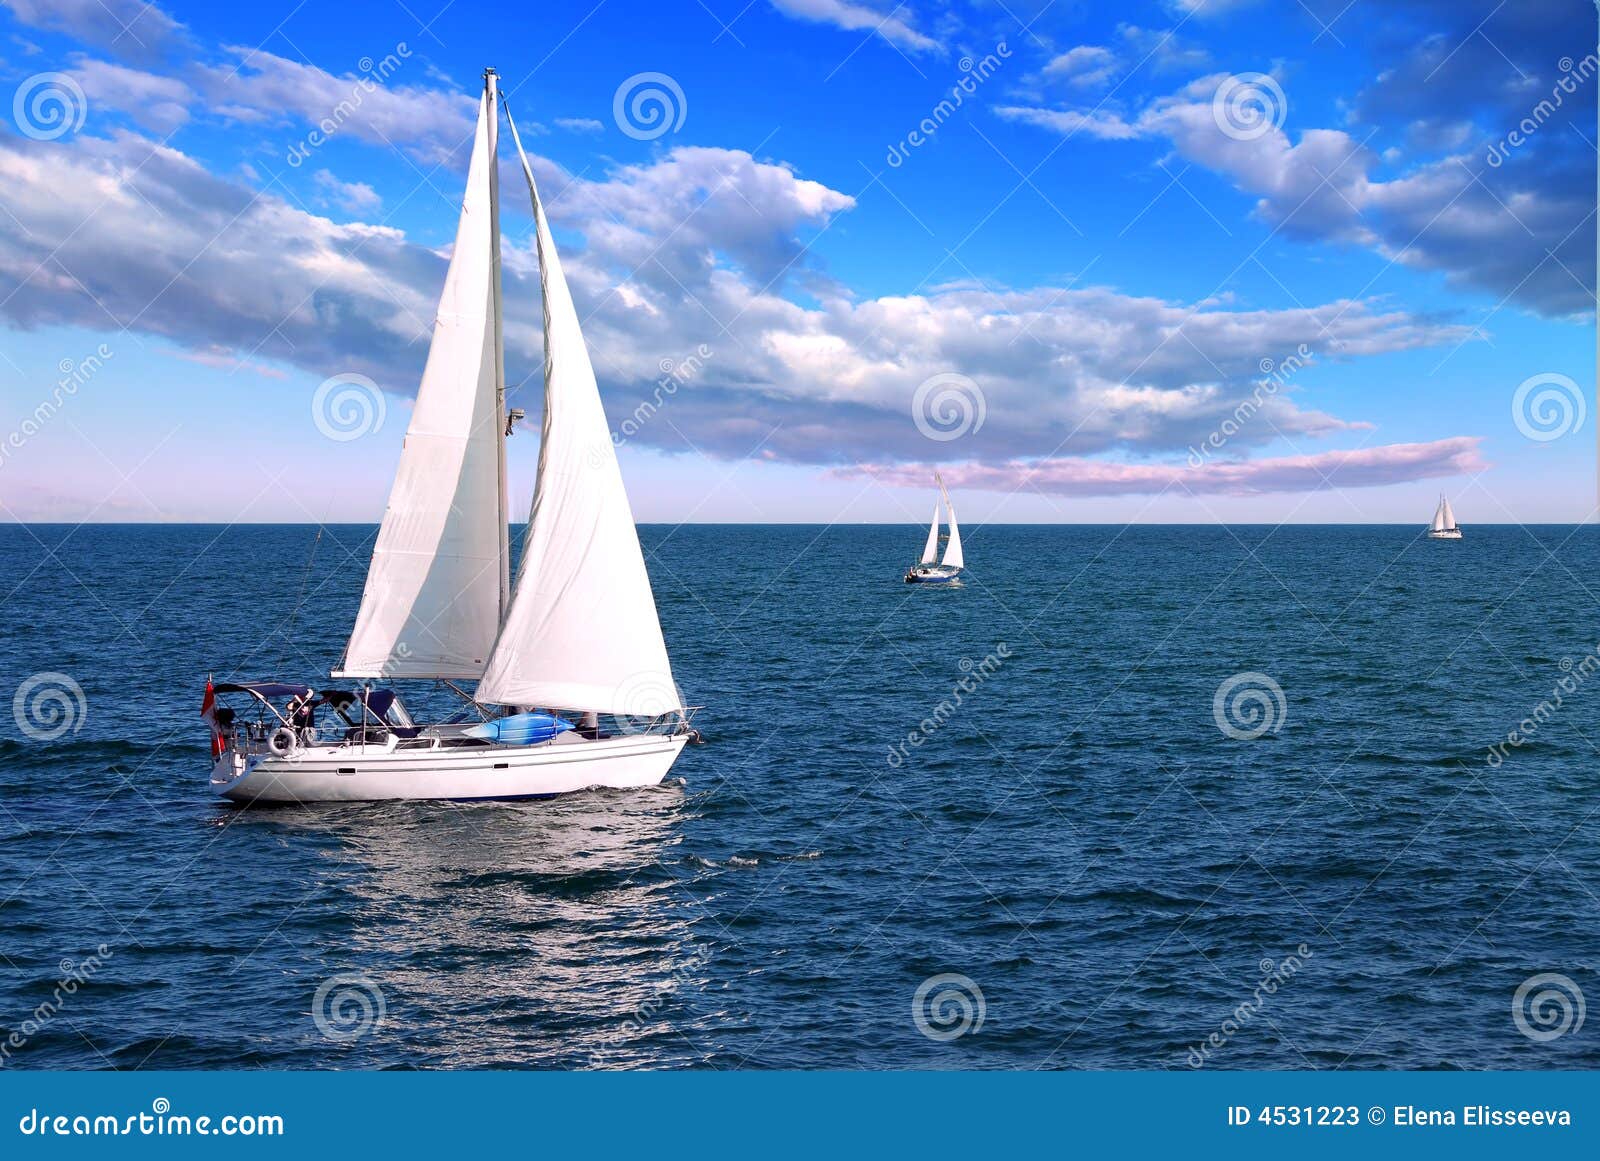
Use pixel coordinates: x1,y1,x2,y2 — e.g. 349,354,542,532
905,474,964,583
1427,494,1462,540
204,69,697,803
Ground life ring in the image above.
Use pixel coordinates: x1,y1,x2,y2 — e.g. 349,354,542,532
268,727,298,757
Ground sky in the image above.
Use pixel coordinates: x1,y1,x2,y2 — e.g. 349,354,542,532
0,0,1594,525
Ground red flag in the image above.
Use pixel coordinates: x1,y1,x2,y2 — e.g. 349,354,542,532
201,677,224,759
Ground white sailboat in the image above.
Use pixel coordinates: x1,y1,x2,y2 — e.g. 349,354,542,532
904,473,964,583
1427,494,1462,540
206,70,696,804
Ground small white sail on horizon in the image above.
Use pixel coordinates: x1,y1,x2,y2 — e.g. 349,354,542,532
1428,493,1462,539
905,473,965,583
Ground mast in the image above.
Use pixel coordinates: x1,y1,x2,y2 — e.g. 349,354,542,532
333,71,508,680
486,67,510,623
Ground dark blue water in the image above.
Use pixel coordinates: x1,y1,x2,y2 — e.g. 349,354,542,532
2,523,1598,1069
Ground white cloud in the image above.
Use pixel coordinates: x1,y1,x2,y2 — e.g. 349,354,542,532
2,0,188,60
845,436,1487,496
768,0,941,54
197,47,476,166
1043,46,1118,88
66,55,192,133
313,169,382,214
998,72,1595,316
0,124,1476,491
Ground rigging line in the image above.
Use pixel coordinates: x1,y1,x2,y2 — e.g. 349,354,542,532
271,522,325,676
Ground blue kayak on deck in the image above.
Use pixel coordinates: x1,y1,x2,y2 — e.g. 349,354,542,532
463,712,575,746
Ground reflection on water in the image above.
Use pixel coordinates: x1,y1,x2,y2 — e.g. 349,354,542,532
234,783,723,1068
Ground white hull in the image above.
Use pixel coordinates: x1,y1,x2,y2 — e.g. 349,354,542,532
1427,528,1462,539
210,731,688,804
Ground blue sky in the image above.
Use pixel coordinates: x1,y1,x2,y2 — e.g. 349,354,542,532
0,0,1593,523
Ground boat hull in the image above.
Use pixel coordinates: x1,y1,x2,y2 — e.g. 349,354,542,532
905,565,962,584
210,732,689,804
1426,529,1462,539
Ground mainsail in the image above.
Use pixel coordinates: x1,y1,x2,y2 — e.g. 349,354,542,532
1440,496,1457,530
920,500,939,564
939,475,964,569
336,77,508,679
473,102,681,716
1431,495,1449,532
